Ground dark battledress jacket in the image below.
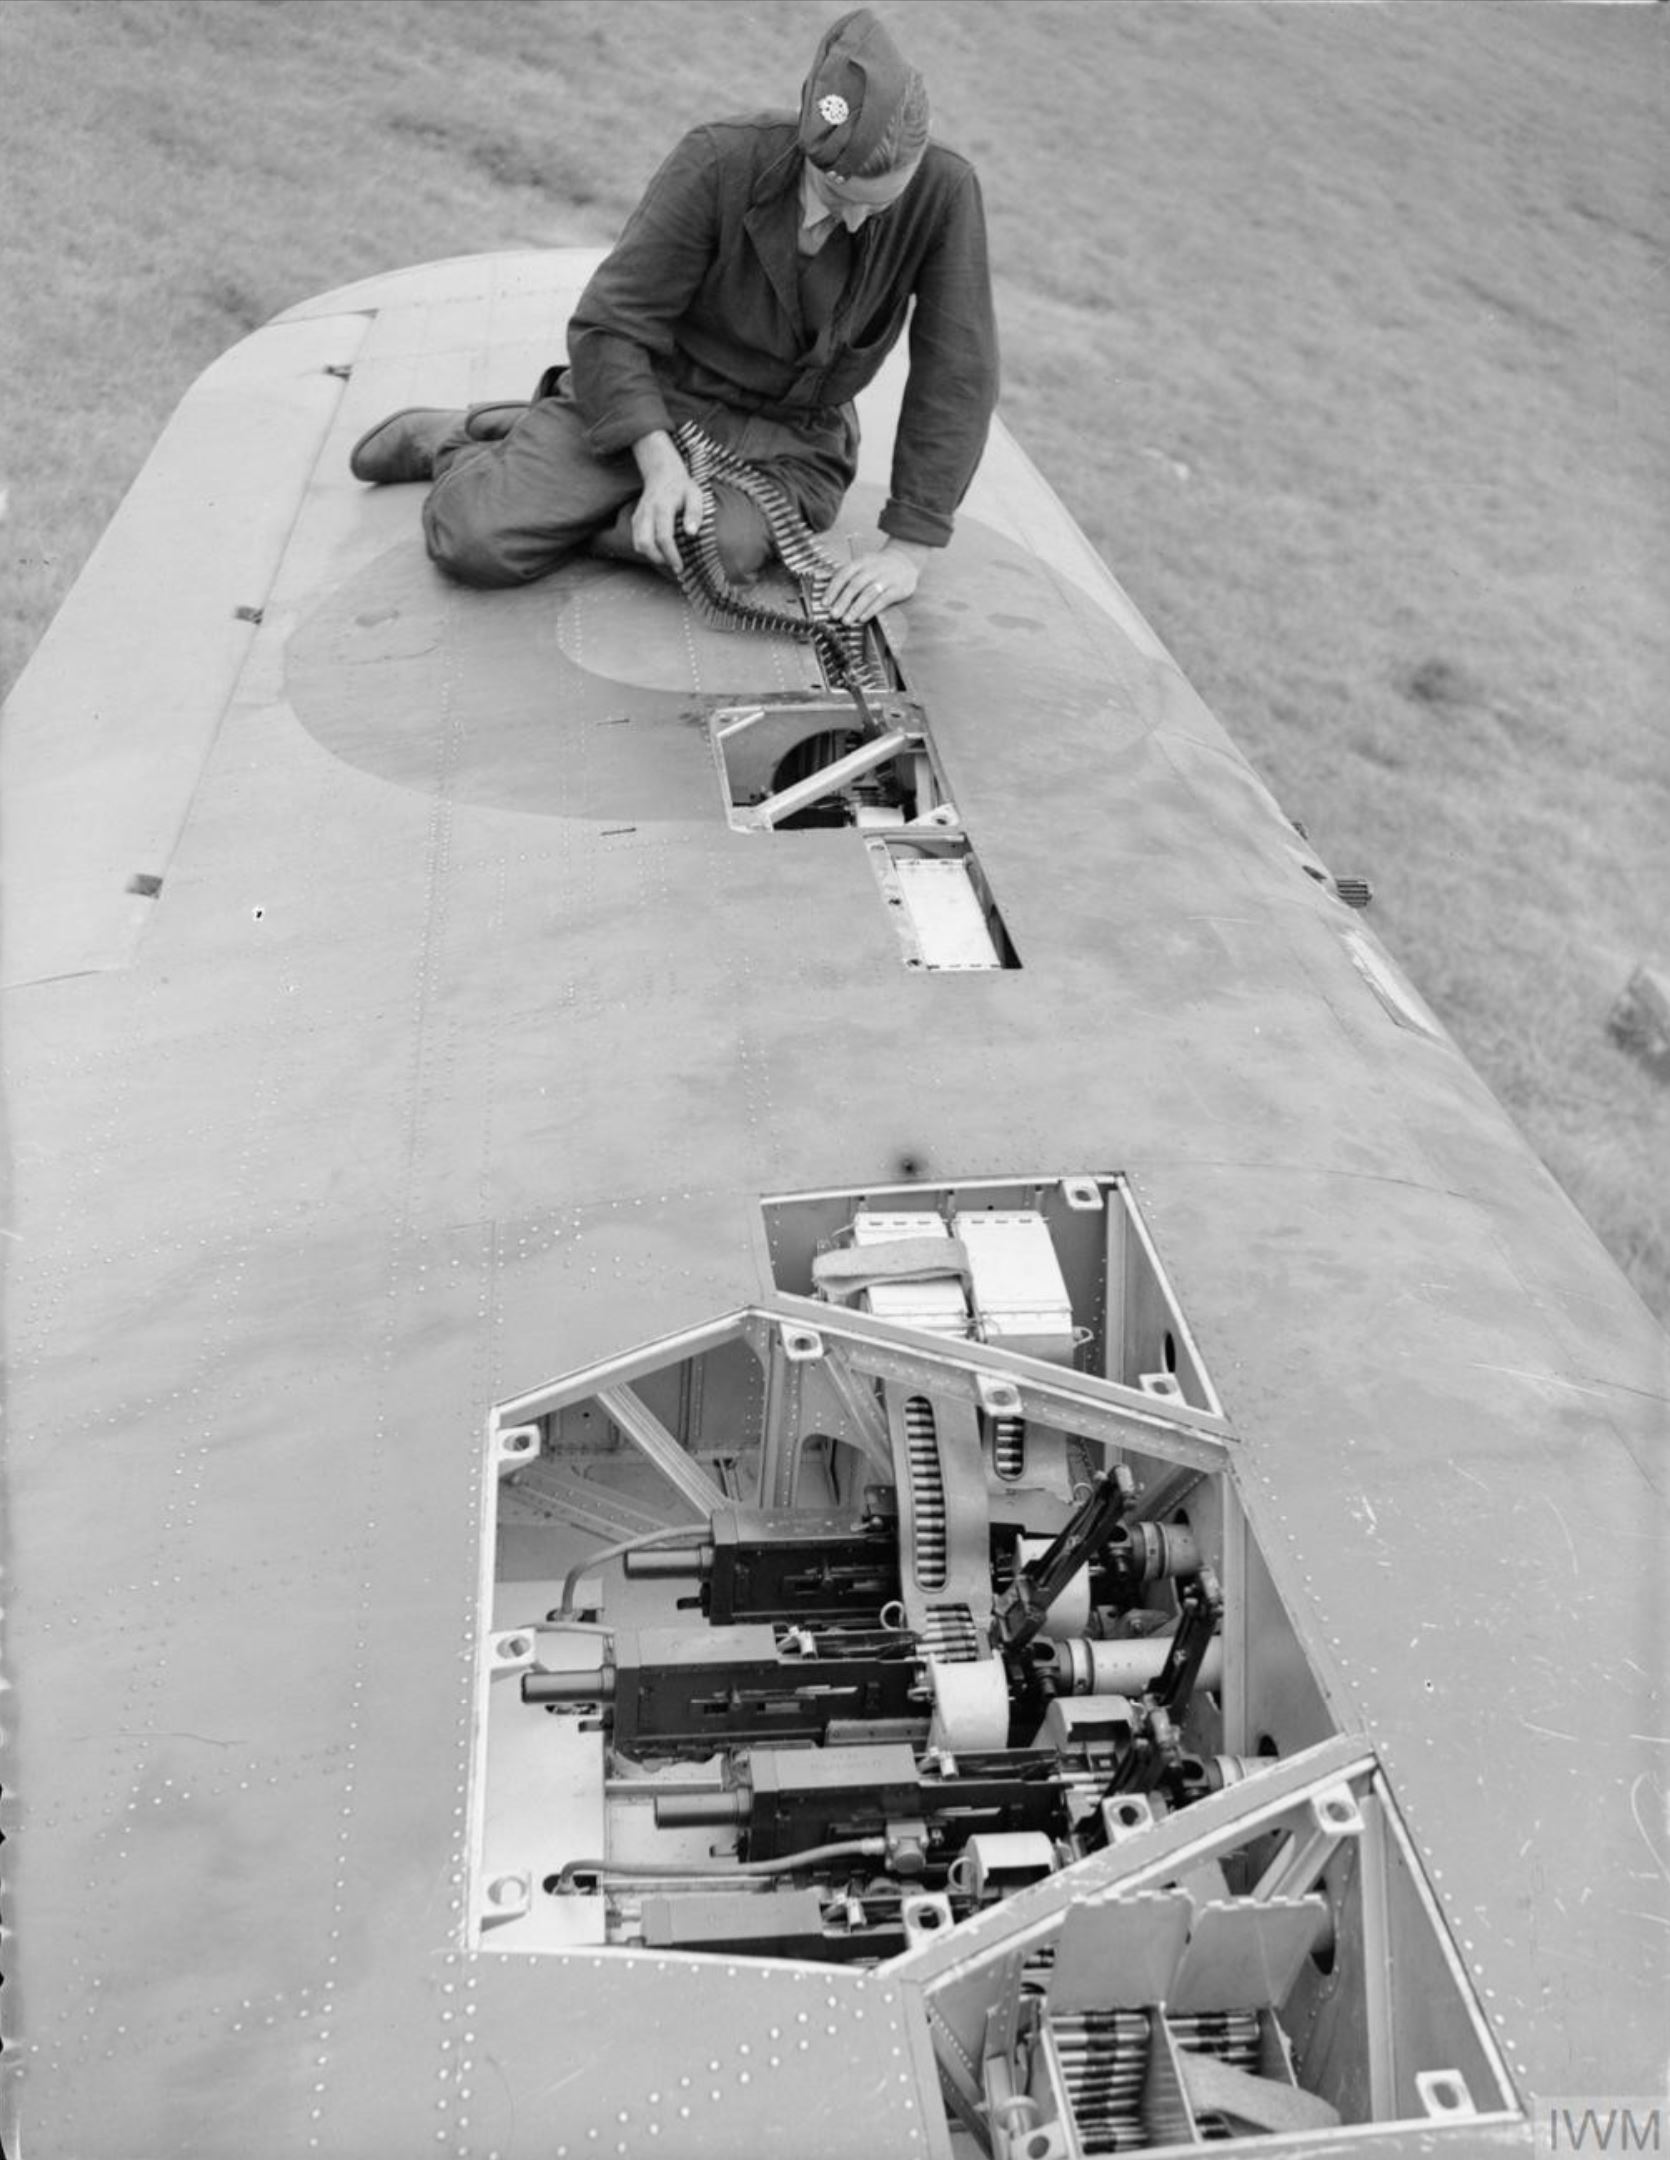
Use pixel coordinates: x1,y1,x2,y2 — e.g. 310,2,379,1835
566,115,1000,548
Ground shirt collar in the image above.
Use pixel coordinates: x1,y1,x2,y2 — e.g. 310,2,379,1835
798,163,840,253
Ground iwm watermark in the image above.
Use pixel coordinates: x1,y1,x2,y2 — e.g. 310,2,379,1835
1538,2100,1669,2154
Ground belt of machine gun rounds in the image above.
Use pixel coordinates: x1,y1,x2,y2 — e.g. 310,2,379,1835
671,421,888,712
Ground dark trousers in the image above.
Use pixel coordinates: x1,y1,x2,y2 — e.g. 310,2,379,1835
422,376,857,590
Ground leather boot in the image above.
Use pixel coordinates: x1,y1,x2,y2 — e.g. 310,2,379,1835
349,407,467,485
588,504,640,564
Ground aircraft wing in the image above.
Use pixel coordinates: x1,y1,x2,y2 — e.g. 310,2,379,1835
2,249,1664,2160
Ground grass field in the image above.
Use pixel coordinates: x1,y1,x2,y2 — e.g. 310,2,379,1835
2,0,1667,1319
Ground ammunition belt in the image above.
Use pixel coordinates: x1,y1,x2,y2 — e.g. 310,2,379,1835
671,421,885,695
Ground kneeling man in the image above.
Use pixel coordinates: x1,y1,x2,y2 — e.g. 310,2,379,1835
350,8,999,629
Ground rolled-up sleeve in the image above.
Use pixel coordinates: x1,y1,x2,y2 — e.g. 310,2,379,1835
567,130,722,457
883,167,1000,547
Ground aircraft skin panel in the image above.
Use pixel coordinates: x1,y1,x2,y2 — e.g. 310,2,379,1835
3,250,1665,2155
0,309,368,991
1153,1153,1666,2007
270,244,598,328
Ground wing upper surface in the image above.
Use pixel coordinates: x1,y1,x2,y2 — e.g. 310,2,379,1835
2,250,1664,2158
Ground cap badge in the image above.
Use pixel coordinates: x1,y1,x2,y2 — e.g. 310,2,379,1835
818,93,850,125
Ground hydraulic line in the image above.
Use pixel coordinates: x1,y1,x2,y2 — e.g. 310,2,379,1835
671,420,887,718
553,1525,711,1622
553,1837,887,1892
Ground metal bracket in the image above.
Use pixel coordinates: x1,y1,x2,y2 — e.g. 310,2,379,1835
477,1871,532,1930
1253,1782,1365,1900
975,1370,1023,1419
595,1384,727,1520
1102,1793,1157,1845
1415,2069,1478,2121
993,1466,1135,1651
490,1629,539,1679
902,1893,956,1948
737,727,914,830
494,1422,541,1476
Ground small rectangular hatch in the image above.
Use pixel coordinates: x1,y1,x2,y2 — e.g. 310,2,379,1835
865,826,1017,971
709,695,1019,971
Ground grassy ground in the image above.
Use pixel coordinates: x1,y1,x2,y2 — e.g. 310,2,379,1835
3,0,1667,1318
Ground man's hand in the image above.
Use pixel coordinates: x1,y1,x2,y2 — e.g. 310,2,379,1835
631,430,706,572
822,540,929,625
